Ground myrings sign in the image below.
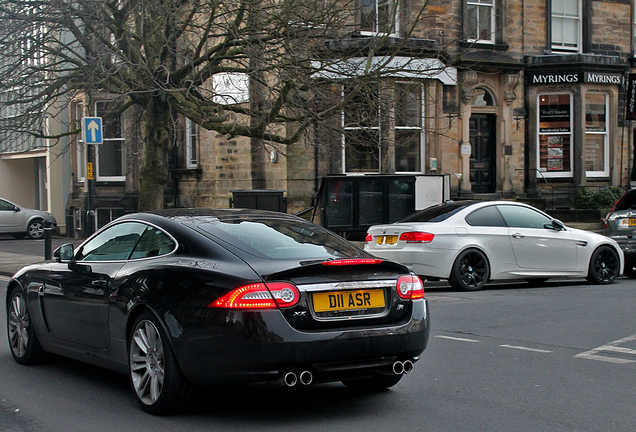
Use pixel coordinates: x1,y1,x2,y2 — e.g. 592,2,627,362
527,71,622,85
626,73,636,121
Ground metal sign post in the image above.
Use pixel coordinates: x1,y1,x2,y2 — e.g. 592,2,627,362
82,117,103,236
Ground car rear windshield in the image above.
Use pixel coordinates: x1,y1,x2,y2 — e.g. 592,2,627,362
398,201,475,223
197,218,364,260
613,189,636,211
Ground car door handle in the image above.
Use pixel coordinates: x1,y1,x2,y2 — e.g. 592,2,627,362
92,280,109,288
512,233,524,239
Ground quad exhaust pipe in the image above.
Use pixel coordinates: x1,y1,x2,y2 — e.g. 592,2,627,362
283,360,412,386
284,370,313,387
392,359,415,375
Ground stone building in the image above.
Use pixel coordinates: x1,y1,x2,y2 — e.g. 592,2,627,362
61,0,636,236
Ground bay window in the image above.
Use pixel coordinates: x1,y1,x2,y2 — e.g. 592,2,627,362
342,82,424,174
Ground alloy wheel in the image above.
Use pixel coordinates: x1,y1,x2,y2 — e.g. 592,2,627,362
130,320,165,406
458,252,488,289
28,220,44,239
591,248,619,283
8,293,29,358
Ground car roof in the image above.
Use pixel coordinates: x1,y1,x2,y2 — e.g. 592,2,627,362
121,208,301,223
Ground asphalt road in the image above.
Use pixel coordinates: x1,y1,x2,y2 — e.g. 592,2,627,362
1,277,635,431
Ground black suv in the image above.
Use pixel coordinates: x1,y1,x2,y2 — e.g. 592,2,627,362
605,189,636,278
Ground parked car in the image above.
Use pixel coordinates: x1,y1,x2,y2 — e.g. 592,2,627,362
364,200,623,291
0,197,57,239
604,188,636,278
6,208,430,414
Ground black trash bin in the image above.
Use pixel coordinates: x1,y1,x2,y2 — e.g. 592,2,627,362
230,190,287,212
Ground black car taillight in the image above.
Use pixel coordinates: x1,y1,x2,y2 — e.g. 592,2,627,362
396,275,425,299
209,282,300,309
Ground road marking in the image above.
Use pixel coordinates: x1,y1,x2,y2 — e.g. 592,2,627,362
0,275,10,282
575,333,636,364
574,353,635,364
500,344,553,353
434,335,480,343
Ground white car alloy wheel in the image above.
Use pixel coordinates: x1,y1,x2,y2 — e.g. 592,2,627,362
448,249,490,291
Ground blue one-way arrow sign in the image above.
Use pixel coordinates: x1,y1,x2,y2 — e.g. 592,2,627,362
82,117,103,144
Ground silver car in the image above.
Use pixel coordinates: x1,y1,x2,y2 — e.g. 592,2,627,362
0,197,57,239
604,189,636,278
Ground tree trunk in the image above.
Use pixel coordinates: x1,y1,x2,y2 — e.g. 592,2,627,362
139,96,171,211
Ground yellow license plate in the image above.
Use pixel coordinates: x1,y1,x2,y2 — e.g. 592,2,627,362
619,219,636,227
313,289,385,312
376,235,397,245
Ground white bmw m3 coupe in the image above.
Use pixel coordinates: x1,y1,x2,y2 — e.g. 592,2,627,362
365,201,623,291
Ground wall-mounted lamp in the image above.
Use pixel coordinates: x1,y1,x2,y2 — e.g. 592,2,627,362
513,108,526,131
446,111,461,128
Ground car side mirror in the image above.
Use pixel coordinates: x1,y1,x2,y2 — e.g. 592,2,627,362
546,219,565,231
68,260,92,275
54,244,75,262
13,206,20,212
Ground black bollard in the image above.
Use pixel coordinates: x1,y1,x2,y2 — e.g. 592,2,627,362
44,220,52,260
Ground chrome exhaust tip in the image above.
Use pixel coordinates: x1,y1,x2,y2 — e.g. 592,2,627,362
392,361,404,375
402,360,414,374
284,372,298,387
299,371,313,386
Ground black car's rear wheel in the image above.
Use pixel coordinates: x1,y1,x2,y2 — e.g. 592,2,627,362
448,249,490,291
129,312,194,415
27,219,44,239
586,246,619,284
7,287,49,364
342,374,403,391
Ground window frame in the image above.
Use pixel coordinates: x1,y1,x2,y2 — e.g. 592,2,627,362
75,102,86,183
536,93,574,178
394,81,425,174
342,83,381,174
359,0,400,37
185,118,198,169
584,92,610,178
465,0,496,44
94,101,126,182
550,0,582,53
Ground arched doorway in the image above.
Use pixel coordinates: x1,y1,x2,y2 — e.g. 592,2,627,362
469,88,497,193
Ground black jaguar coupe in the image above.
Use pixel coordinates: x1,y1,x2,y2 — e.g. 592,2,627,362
6,209,430,414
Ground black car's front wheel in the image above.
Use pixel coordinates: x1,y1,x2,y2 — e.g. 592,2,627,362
586,246,620,284
7,287,49,364
448,249,490,291
129,312,194,415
